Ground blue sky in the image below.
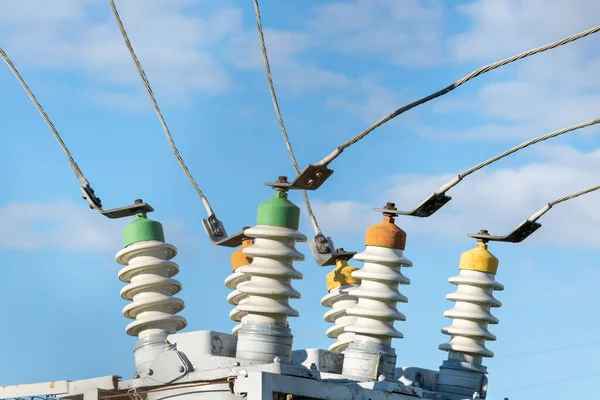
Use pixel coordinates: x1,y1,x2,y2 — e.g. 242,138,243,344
1,0,600,398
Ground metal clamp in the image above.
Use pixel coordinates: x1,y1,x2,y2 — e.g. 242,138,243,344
467,221,542,243
374,193,452,218
265,166,334,191
201,216,246,247
80,186,153,219
308,234,356,266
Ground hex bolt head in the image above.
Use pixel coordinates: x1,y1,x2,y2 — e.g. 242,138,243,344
147,369,154,376
178,365,185,373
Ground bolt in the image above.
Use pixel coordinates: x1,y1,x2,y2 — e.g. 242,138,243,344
315,171,323,178
385,202,396,209
336,248,345,253
243,226,250,230
273,356,281,364
178,366,185,373
277,176,288,183
88,204,94,210
378,374,386,381
147,369,154,376
307,179,315,186
82,195,87,200
134,199,143,204
233,361,241,367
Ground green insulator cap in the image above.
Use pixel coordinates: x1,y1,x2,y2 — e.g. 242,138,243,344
123,213,165,247
256,191,300,229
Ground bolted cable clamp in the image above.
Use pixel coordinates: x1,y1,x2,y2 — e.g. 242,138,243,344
80,187,153,219
265,167,334,191
201,216,246,247
467,220,542,243
373,193,452,218
309,234,356,266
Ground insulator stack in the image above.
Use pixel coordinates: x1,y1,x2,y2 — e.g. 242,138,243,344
235,188,306,364
225,232,253,335
115,212,187,374
342,204,412,381
321,256,360,353
437,238,504,398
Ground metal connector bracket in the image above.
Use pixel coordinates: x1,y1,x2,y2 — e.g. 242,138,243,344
308,234,356,266
265,166,334,191
201,215,245,247
80,186,153,219
468,220,542,243
374,192,452,217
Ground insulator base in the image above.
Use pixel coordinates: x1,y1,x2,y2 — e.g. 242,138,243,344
236,323,293,364
438,359,487,398
341,340,397,381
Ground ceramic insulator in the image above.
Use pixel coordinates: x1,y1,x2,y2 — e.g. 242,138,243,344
236,225,305,325
321,284,360,353
225,269,249,335
116,240,187,338
345,245,412,346
439,269,504,365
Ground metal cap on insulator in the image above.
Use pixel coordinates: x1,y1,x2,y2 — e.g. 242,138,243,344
257,177,301,229
365,202,407,250
326,253,360,291
122,201,165,247
459,231,499,274
231,227,253,272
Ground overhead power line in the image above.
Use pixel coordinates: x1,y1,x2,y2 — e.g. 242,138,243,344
109,0,214,218
0,48,88,187
314,24,600,168
391,117,600,217
470,181,600,243
252,0,321,235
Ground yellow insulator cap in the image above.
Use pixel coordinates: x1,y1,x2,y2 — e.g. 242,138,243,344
458,241,499,274
326,259,360,291
365,216,407,250
231,237,253,271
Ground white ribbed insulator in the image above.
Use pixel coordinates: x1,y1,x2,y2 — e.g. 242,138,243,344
321,284,359,353
439,269,504,365
345,245,412,345
236,225,306,325
116,240,187,338
225,268,249,335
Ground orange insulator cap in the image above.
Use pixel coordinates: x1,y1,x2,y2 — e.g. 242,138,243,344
326,259,360,291
365,216,406,250
231,237,253,271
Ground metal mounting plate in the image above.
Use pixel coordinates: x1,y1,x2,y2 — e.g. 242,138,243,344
308,235,356,266
201,217,245,247
374,193,452,218
468,220,542,243
265,165,334,191
80,186,153,219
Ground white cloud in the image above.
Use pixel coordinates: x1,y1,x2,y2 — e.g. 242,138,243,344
312,144,600,248
306,0,445,66
1,0,239,99
420,0,600,142
0,200,196,252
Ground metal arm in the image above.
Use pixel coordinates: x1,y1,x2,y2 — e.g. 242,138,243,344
468,184,600,243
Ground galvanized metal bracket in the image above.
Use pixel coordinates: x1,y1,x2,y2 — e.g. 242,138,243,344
468,220,542,243
264,166,334,191
289,164,334,190
374,192,452,218
201,215,245,247
80,186,153,219
308,234,356,266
